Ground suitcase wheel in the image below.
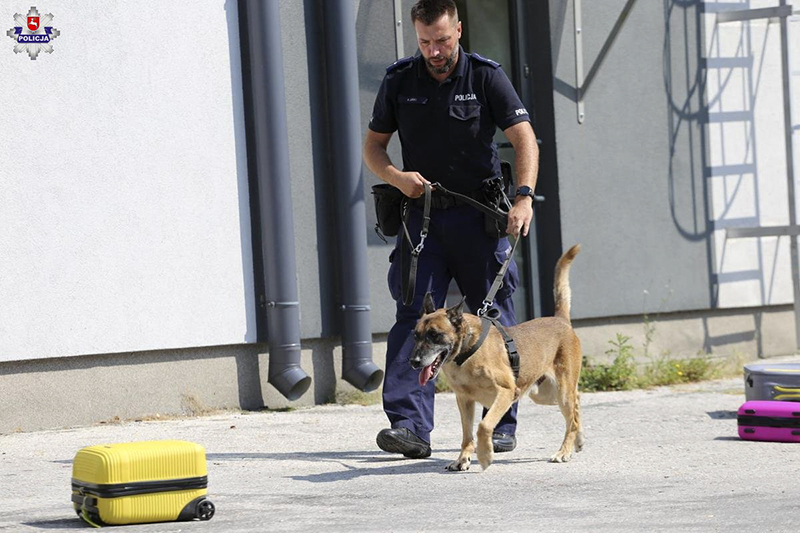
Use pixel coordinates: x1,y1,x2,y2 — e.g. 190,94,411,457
197,499,215,521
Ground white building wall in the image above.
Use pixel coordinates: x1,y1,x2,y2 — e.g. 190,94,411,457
0,1,255,362
703,0,800,307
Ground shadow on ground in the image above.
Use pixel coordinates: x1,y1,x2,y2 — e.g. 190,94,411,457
22,518,84,530
205,451,550,482
707,410,737,419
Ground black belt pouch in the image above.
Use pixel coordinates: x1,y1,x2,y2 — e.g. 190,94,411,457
481,161,514,238
371,183,405,238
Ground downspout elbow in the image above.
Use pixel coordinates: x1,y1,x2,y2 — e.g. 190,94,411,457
340,304,384,391
266,300,312,401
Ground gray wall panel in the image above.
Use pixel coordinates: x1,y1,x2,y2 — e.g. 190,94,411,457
550,0,711,319
280,1,324,338
357,1,406,333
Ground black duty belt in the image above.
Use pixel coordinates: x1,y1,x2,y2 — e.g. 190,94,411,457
409,190,481,210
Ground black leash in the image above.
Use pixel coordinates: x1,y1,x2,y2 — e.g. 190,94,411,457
399,183,432,306
477,235,519,317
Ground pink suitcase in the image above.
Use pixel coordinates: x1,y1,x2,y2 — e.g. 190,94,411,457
737,400,800,442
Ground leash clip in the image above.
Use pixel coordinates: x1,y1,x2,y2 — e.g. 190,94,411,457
477,299,492,316
412,230,428,256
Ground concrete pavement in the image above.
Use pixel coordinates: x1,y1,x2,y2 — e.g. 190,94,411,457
2,362,799,532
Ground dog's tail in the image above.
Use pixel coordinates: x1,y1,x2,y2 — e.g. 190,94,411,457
553,244,581,323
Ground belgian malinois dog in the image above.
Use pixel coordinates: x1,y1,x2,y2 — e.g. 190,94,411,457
410,244,583,471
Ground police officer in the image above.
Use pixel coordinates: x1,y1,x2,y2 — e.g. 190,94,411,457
363,0,539,459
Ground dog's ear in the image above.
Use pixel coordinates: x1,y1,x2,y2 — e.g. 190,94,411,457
422,292,436,316
446,297,466,324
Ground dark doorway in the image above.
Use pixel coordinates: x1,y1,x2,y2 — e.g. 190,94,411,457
453,0,562,319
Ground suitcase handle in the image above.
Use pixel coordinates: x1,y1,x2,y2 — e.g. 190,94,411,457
772,385,800,401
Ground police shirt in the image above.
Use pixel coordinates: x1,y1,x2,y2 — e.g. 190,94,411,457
369,46,530,194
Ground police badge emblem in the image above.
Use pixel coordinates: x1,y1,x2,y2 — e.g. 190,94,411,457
6,6,60,60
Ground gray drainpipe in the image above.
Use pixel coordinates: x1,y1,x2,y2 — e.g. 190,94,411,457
318,0,384,391
240,0,311,401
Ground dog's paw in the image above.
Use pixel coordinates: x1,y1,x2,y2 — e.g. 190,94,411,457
446,459,471,472
549,450,573,463
575,432,586,452
477,449,493,471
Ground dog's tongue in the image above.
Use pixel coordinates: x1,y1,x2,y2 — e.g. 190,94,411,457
419,365,434,387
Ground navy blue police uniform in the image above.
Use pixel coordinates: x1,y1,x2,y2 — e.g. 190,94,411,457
369,46,531,445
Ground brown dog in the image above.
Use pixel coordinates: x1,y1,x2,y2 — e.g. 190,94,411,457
410,244,583,471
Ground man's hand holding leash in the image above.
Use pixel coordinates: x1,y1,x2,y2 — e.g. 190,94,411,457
507,196,533,237
392,171,434,199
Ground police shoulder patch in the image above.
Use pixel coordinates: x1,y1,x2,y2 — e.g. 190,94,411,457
471,52,500,69
386,56,414,73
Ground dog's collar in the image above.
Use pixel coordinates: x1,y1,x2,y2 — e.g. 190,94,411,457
453,317,492,367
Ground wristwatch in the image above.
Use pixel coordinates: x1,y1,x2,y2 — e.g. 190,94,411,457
515,186,534,199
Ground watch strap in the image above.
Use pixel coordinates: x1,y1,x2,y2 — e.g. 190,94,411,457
515,186,534,198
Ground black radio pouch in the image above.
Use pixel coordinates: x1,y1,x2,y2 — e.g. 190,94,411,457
371,183,406,240
481,161,514,238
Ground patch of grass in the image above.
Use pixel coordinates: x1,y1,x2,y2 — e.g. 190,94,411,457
580,333,724,392
335,389,382,406
715,350,748,379
579,334,638,392
640,353,719,387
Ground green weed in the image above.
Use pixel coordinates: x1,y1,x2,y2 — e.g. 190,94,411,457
579,334,639,392
580,331,722,392
640,352,719,387
335,389,382,406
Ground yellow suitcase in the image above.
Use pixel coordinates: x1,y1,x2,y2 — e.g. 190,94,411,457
71,440,215,527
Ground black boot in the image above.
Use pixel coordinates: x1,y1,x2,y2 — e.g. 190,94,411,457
492,433,517,453
376,428,431,458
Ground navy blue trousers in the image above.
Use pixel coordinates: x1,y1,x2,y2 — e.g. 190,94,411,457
383,202,520,444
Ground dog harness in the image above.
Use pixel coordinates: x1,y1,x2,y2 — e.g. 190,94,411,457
453,307,546,386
